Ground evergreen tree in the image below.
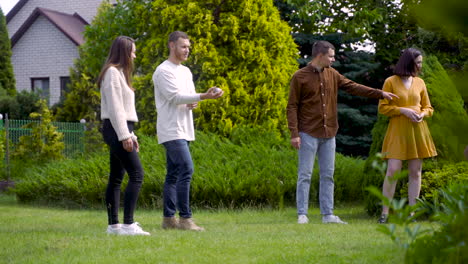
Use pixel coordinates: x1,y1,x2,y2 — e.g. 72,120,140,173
13,99,64,163
57,0,298,137
0,7,16,96
274,0,387,156
334,51,381,157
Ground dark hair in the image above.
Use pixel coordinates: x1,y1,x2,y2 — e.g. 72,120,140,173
168,31,189,48
393,48,422,77
97,36,135,89
312,41,335,58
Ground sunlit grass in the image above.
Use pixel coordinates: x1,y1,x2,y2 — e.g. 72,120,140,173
0,194,405,264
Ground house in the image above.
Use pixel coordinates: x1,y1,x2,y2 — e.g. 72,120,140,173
6,0,114,106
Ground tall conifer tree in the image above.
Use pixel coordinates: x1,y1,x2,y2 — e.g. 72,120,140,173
0,7,16,96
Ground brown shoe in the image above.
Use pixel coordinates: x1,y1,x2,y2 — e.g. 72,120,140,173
162,217,179,229
178,217,205,231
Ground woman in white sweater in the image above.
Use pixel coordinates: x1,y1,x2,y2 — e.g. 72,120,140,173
97,36,149,236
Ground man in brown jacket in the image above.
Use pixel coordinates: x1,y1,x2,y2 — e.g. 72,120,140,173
287,40,398,224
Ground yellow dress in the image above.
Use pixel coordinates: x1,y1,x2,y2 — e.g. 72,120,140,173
378,75,437,160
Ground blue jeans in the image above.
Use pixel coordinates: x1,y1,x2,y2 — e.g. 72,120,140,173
297,132,335,216
162,139,194,218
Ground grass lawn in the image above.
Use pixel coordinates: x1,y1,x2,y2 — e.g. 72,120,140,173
0,194,405,264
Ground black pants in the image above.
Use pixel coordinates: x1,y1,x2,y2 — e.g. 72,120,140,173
102,119,144,225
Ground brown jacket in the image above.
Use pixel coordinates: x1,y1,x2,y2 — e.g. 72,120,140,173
287,65,384,139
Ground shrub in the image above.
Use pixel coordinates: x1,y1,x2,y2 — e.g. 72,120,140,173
399,162,468,205
14,91,43,119
364,156,467,216
13,99,64,163
58,0,298,136
12,129,367,209
406,183,468,264
369,181,468,264
422,56,468,161
13,155,108,207
0,90,41,119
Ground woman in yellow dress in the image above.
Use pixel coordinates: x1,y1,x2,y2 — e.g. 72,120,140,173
377,48,437,223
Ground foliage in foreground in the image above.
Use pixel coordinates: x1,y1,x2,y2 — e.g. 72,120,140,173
406,183,468,264
370,182,468,264
11,128,366,209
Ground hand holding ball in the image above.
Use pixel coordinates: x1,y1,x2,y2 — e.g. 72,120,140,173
202,87,223,100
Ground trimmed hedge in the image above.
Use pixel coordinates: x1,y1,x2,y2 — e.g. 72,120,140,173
12,128,367,209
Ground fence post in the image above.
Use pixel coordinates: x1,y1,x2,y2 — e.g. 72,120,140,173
80,119,86,154
5,113,10,184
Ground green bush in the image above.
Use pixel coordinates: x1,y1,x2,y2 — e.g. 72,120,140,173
363,158,467,216
399,162,468,205
363,114,389,216
13,155,108,207
58,0,298,136
13,100,64,163
0,90,41,119
12,128,367,209
405,182,468,264
422,56,468,161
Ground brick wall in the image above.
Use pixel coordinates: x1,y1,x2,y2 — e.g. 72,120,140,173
11,16,79,106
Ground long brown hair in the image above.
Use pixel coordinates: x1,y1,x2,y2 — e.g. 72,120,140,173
97,36,135,89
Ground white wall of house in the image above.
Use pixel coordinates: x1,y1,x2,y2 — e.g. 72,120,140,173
7,0,107,37
11,16,79,105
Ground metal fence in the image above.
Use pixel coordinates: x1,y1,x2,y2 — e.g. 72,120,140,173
0,118,86,158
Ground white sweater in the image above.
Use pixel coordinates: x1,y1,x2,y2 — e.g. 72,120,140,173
100,66,138,141
153,60,201,144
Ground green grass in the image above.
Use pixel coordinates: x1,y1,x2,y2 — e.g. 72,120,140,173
0,194,405,264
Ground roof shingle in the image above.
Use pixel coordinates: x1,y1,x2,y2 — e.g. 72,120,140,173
11,7,88,47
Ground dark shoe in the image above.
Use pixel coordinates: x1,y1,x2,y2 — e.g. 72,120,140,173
378,214,388,224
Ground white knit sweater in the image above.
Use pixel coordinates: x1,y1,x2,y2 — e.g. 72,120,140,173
153,60,201,144
100,66,138,141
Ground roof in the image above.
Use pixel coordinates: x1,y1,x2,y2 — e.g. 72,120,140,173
10,7,89,47
5,0,28,23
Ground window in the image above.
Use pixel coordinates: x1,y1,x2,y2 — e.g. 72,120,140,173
60,76,71,101
31,78,50,103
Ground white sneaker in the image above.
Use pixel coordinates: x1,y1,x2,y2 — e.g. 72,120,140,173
298,214,309,224
121,222,150,236
106,224,124,235
322,215,347,224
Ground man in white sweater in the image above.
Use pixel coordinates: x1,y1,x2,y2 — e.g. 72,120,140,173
153,31,223,231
